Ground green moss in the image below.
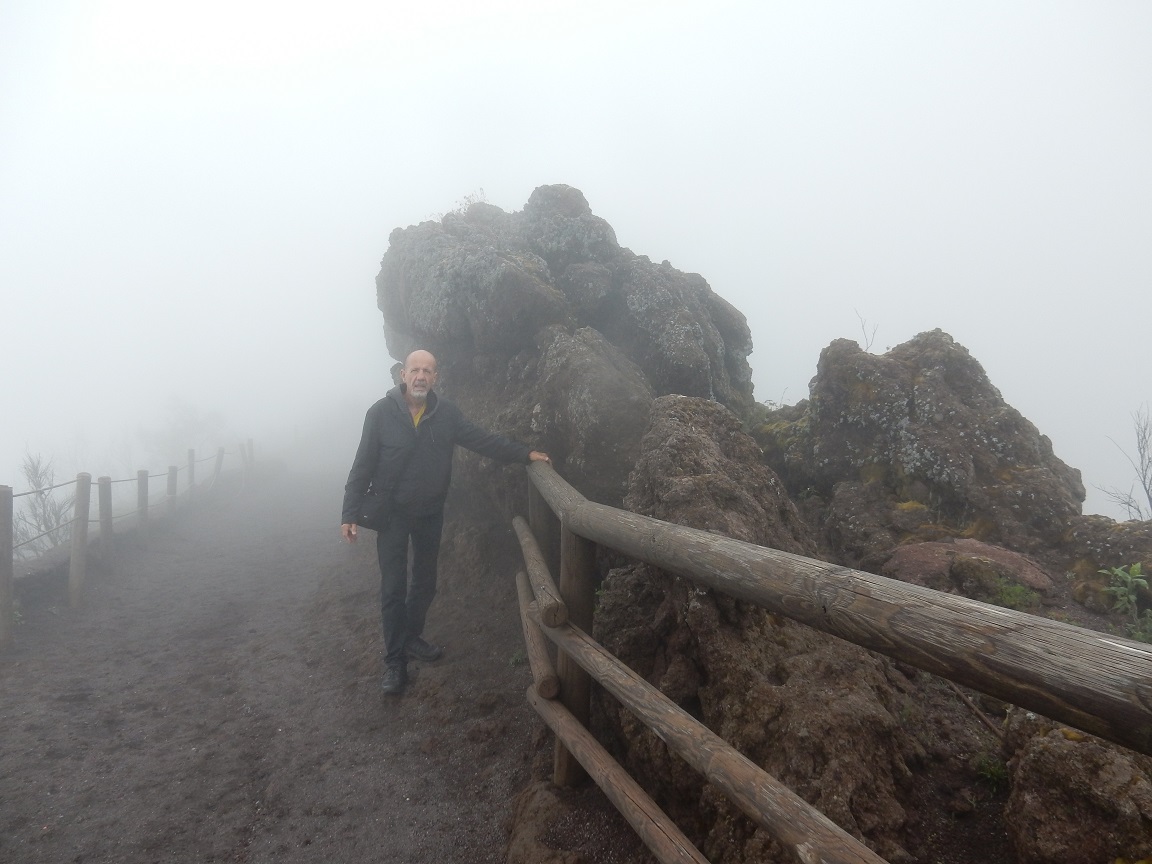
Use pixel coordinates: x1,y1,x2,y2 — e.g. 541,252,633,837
755,419,805,454
850,379,876,402
895,500,927,512
960,518,997,540
1068,557,1100,580
990,579,1040,611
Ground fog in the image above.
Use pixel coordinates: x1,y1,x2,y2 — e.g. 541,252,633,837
2,1,1150,518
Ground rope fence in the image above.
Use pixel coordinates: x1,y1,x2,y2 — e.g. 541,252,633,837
12,519,79,550
12,478,80,499
1,439,256,650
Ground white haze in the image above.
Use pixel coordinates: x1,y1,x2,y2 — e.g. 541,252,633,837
2,1,1150,519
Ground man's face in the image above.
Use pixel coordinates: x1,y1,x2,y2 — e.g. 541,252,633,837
402,352,438,402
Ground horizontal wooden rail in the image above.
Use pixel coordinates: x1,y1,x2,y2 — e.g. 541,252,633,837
526,462,1152,756
512,516,567,626
533,613,887,864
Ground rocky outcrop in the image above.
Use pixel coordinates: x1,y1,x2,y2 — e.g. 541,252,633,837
1001,709,1152,863
594,397,922,863
880,539,1054,608
375,184,755,509
757,330,1086,562
625,396,815,553
371,186,1152,864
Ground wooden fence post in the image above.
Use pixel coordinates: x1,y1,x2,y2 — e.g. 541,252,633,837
554,523,597,786
1,485,13,650
187,449,195,498
167,466,178,513
68,473,91,607
137,469,149,529
98,476,113,557
246,438,255,468
528,482,560,579
211,449,224,490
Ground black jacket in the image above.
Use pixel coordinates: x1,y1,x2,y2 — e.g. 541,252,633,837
341,386,532,524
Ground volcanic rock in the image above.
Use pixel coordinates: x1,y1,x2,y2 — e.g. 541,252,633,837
757,330,1086,561
594,396,918,863
375,184,755,508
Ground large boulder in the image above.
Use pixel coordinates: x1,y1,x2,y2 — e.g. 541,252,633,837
1001,709,1152,864
593,396,923,863
880,539,1055,608
375,184,756,508
758,330,1086,561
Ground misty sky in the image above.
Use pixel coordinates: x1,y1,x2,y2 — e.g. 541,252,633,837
2,1,1150,518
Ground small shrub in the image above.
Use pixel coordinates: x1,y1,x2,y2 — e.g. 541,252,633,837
1128,610,1152,644
1101,563,1148,621
973,752,1009,792
508,649,527,668
13,454,74,560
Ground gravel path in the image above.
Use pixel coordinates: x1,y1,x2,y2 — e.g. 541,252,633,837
0,469,549,863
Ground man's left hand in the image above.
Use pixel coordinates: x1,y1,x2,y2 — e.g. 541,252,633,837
528,451,551,464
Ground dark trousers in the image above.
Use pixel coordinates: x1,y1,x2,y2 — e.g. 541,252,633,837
375,511,444,668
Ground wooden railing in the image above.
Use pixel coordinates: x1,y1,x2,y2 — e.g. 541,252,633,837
0,440,256,649
515,462,1152,864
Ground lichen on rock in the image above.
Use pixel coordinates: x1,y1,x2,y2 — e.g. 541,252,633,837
757,329,1086,561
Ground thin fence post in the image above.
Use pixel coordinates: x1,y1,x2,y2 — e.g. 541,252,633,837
246,438,255,468
528,483,560,578
68,473,92,607
137,469,149,529
167,466,178,513
187,449,195,498
98,476,113,557
212,447,225,487
553,523,597,787
1,485,13,650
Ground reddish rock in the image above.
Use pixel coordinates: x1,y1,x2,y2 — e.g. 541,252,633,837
880,539,1055,605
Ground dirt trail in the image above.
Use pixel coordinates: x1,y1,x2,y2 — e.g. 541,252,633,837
0,468,566,863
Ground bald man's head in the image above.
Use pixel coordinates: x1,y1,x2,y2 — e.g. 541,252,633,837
401,350,438,403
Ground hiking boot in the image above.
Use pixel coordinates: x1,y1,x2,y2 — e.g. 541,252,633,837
406,636,443,662
381,664,408,695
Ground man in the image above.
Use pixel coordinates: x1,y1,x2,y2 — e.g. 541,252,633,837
341,349,550,695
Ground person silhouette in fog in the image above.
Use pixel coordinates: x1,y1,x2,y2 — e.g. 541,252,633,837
341,349,550,695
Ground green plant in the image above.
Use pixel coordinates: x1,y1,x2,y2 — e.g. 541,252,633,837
973,752,1009,792
1128,610,1152,644
508,649,527,668
1101,563,1148,621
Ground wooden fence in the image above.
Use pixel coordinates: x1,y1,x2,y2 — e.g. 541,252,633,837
0,440,255,649
515,462,1152,864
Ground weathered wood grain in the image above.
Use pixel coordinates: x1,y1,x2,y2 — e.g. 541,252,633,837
527,462,1152,756
515,570,560,699
512,515,567,626
527,685,711,864
534,615,889,864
